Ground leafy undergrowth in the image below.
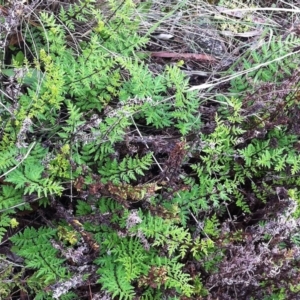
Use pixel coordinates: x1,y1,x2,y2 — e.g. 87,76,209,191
1,0,300,299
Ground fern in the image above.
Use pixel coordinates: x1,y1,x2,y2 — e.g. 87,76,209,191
0,213,11,242
0,146,18,172
10,227,69,285
0,185,27,213
136,212,192,258
227,34,300,94
96,255,136,300
165,257,193,297
203,214,220,238
100,153,153,184
58,101,85,139
114,239,149,282
6,161,63,197
0,185,30,242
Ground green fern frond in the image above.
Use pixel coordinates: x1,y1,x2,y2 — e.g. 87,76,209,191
100,153,152,184
97,258,135,300
0,146,17,172
11,227,69,284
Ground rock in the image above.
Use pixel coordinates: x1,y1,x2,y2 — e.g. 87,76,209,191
184,18,227,58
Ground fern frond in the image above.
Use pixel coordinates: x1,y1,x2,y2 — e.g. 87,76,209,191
10,227,68,284
0,146,18,172
100,153,152,184
97,258,135,300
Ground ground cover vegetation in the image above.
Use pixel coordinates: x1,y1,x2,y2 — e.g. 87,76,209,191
1,0,300,299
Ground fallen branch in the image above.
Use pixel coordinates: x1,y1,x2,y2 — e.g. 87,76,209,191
149,51,218,63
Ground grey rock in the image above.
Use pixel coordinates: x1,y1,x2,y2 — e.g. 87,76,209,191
184,18,227,58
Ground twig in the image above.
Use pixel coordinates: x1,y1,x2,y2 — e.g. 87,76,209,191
149,51,217,62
